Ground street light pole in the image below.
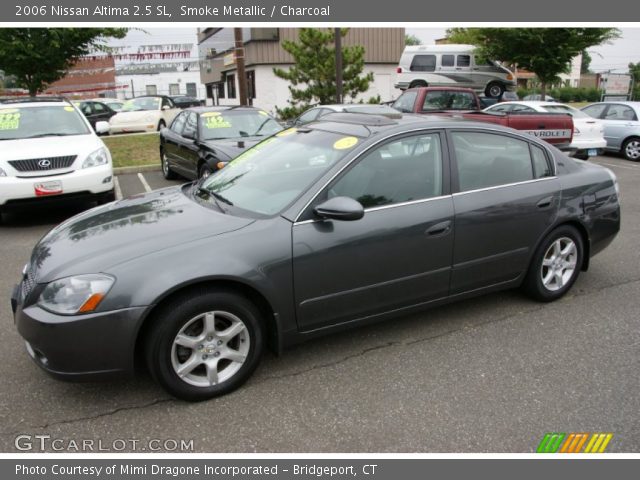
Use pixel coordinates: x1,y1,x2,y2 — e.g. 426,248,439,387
234,28,248,106
335,28,343,104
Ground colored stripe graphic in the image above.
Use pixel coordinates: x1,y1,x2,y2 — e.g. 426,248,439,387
538,433,613,453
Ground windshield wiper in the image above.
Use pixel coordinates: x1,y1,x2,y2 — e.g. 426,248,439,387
210,190,234,206
194,185,233,212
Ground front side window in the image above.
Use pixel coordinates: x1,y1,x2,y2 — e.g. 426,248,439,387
410,55,436,72
199,111,282,140
392,91,417,113
452,131,534,192
171,112,187,134
0,105,91,140
297,109,321,125
328,134,443,209
182,112,198,138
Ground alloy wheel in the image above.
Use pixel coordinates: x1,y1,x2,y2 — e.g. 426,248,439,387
540,237,578,292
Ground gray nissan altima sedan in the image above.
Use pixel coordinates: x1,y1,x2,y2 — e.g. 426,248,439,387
12,113,620,401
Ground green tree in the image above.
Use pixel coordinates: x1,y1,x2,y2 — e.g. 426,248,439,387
0,28,127,96
273,28,376,120
581,50,592,74
446,28,619,98
405,34,422,46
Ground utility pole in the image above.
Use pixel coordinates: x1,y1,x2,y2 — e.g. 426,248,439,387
234,28,248,105
335,28,343,104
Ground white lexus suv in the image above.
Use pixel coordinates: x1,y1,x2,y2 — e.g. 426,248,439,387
0,98,115,221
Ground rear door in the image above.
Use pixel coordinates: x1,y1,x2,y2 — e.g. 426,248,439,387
448,129,560,294
600,104,639,150
292,131,454,330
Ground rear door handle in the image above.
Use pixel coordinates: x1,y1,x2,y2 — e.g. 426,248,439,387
426,220,452,236
537,196,553,209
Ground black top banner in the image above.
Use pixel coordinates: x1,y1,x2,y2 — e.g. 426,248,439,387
3,0,639,22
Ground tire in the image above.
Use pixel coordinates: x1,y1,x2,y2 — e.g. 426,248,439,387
522,225,584,302
621,137,640,162
573,151,589,160
409,81,428,89
199,163,213,180
161,149,178,180
97,190,116,205
144,290,265,401
157,120,166,132
485,82,505,98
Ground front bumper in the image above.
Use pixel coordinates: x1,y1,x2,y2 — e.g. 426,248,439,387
0,165,113,207
12,284,146,381
110,122,158,134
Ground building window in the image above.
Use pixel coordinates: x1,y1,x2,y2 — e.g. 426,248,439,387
169,83,180,96
226,74,236,99
247,71,256,100
186,82,197,97
146,85,157,95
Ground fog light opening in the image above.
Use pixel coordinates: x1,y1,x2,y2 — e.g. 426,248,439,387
102,176,112,184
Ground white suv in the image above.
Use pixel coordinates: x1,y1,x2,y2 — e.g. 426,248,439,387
0,98,115,220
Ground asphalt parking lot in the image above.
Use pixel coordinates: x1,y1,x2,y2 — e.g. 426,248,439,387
0,155,638,453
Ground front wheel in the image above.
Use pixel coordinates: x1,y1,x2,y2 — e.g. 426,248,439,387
522,225,584,302
157,120,166,131
622,137,640,162
485,82,505,98
145,290,265,401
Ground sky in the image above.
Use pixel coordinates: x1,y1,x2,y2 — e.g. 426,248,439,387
112,27,640,73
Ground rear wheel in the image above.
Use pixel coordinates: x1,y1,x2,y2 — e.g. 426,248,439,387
622,137,640,161
485,82,505,98
522,225,584,302
144,290,264,401
161,150,178,180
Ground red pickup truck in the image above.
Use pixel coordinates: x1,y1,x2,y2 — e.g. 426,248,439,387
392,87,574,149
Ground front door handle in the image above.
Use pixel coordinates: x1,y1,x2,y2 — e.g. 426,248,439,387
426,220,452,236
537,196,553,209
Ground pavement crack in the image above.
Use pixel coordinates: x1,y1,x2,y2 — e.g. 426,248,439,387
2,397,174,436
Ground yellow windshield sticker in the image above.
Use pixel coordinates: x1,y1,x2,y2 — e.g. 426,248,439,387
204,116,232,129
201,111,221,117
0,112,21,130
64,106,75,112
276,128,297,137
333,136,358,150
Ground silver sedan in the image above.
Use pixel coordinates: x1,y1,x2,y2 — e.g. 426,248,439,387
582,101,640,161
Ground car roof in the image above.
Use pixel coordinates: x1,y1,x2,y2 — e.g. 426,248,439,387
185,106,266,114
0,99,71,109
0,96,71,106
588,101,640,107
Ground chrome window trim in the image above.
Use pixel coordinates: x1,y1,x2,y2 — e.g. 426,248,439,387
451,176,557,197
292,124,559,224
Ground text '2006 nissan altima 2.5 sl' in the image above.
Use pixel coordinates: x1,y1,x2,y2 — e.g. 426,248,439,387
12,113,620,401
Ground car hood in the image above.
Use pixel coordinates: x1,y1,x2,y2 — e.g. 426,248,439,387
0,134,101,162
30,185,254,283
110,110,159,124
201,137,263,160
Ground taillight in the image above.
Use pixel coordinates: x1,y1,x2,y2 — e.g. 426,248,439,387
396,67,402,74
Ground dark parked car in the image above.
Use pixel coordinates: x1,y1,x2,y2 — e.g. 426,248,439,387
171,96,204,109
12,113,620,401
159,106,283,180
290,104,401,126
73,100,117,131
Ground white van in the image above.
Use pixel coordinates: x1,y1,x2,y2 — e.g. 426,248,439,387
395,44,517,98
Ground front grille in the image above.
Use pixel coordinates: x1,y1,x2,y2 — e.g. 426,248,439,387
8,155,77,172
21,265,37,299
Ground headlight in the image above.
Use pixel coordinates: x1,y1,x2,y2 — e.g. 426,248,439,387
38,274,114,315
82,148,109,169
0,167,6,177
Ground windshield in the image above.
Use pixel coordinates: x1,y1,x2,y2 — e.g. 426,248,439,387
542,105,590,119
122,97,161,112
0,105,90,140
199,128,360,215
199,111,283,140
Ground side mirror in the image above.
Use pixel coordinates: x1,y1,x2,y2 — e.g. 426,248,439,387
183,129,196,140
95,121,110,134
162,105,171,111
314,196,364,221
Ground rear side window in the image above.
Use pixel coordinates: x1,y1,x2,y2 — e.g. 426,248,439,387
581,104,607,119
392,92,418,113
410,55,436,72
441,55,454,67
423,91,476,111
457,55,471,67
604,104,637,121
531,145,552,179
452,131,535,192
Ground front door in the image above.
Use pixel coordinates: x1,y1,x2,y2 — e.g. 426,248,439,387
292,132,454,331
